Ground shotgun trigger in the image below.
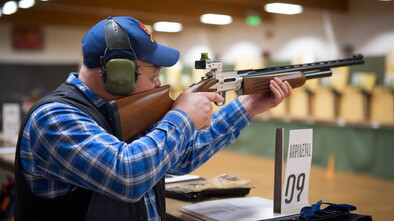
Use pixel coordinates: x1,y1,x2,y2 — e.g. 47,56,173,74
215,91,226,106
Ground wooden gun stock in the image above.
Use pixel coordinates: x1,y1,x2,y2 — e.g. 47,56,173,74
107,77,219,141
108,85,174,141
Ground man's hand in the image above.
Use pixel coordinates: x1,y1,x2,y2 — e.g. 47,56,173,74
172,91,224,130
238,77,292,118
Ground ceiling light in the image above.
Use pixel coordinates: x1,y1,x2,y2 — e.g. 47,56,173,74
153,21,183,33
19,0,35,9
200,14,233,25
264,3,303,15
2,1,18,15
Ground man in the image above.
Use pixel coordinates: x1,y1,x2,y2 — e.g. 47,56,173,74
14,17,292,220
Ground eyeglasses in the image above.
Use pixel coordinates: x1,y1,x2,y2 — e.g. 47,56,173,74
138,65,162,82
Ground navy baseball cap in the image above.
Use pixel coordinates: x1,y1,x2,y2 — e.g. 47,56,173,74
82,16,180,68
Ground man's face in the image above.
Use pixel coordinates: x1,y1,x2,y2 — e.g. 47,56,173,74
131,60,162,94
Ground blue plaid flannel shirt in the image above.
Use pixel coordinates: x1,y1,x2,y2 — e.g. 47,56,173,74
20,73,252,220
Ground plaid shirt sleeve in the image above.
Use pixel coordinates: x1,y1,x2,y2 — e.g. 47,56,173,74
21,97,251,203
167,98,251,175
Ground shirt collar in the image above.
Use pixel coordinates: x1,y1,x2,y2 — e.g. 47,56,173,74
66,73,107,109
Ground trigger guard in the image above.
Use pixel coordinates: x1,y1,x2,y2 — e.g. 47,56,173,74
214,91,226,106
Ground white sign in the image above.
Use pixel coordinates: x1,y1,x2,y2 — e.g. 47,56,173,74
281,129,313,214
2,103,21,142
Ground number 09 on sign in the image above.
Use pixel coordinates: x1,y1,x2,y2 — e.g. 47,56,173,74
281,129,313,214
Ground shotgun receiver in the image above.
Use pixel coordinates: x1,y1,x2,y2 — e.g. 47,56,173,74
108,53,364,141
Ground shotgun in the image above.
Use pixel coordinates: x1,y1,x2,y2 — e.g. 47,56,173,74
107,53,365,141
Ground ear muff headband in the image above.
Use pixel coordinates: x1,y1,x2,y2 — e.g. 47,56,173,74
100,18,140,96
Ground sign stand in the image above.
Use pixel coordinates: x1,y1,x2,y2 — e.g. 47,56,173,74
273,128,283,213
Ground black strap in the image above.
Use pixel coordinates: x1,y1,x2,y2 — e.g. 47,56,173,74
104,18,132,50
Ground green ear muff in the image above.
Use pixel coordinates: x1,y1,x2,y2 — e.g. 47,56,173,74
101,18,140,96
103,58,137,96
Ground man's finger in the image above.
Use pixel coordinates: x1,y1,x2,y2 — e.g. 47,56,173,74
284,81,292,96
198,92,225,103
273,77,289,95
270,79,285,99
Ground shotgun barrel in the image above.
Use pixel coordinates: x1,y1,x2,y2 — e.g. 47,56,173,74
237,54,364,77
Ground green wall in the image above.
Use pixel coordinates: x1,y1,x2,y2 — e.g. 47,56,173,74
227,120,394,180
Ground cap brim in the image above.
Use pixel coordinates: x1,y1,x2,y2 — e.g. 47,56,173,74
138,44,180,67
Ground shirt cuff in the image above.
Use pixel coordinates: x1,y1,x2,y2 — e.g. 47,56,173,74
222,98,252,132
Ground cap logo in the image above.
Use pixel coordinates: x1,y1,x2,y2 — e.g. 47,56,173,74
139,22,155,43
